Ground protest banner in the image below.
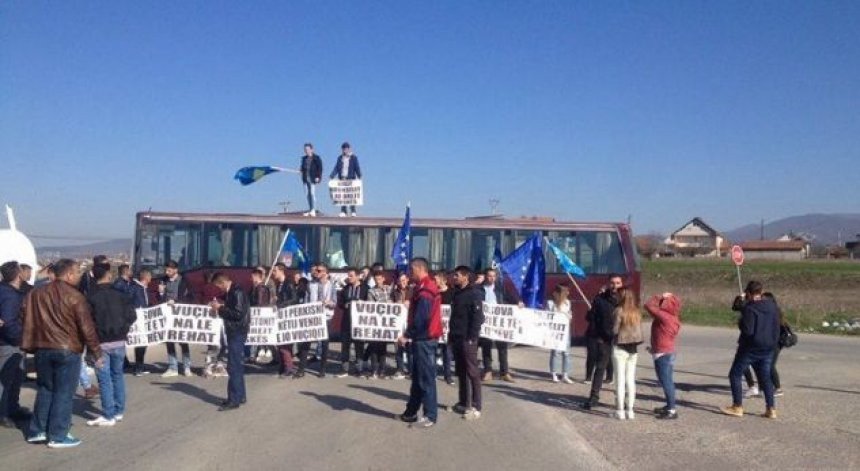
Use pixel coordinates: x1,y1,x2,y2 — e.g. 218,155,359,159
520,308,570,351
328,179,364,207
165,303,224,345
350,301,407,342
274,302,328,344
245,307,279,346
440,305,451,344
127,305,167,347
480,303,522,343
479,303,570,351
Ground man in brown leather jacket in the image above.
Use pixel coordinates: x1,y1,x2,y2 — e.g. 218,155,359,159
21,259,103,448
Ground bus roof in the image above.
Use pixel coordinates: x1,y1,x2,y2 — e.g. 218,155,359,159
137,211,628,232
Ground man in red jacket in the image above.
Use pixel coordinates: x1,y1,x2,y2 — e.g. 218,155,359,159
644,293,682,420
397,258,442,428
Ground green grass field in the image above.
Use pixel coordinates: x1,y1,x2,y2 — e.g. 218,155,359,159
641,258,860,334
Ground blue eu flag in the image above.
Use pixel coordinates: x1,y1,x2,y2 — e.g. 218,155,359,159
547,239,586,279
499,232,545,309
391,205,412,273
281,231,310,275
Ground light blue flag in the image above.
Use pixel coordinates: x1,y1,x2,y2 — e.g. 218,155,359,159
547,240,586,279
234,166,279,185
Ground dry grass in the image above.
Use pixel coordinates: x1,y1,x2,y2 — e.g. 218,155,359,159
641,258,860,333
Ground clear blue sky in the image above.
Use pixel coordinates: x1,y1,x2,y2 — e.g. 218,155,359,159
2,1,858,242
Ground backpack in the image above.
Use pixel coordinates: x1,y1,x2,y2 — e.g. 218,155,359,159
779,323,798,348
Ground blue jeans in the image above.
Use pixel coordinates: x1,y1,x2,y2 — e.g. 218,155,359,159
437,343,452,381
729,348,775,408
395,345,412,374
226,330,248,405
304,182,317,211
549,349,571,375
29,350,80,441
0,345,25,418
166,342,191,372
653,353,676,410
95,346,127,419
404,340,438,422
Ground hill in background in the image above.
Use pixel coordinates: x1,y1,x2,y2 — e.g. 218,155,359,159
37,238,132,260
725,213,860,245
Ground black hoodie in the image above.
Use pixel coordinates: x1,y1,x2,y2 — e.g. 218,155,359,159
88,283,137,343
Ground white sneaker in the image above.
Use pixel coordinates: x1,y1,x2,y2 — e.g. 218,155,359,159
86,416,116,427
551,374,559,383
310,210,317,217
339,212,347,218
415,416,435,428
350,212,357,217
302,211,312,217
562,375,574,384
114,414,124,422
463,408,482,421
614,410,627,420
182,368,194,377
745,386,761,398
627,410,635,420
161,369,179,378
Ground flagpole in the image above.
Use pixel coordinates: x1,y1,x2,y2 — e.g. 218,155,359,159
565,272,592,310
271,166,301,174
264,228,291,286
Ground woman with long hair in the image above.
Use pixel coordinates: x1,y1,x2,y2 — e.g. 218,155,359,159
547,285,574,383
611,287,644,420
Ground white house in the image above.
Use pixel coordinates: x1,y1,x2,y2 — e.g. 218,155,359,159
665,217,727,257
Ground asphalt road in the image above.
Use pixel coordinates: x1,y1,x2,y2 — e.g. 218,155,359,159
1,325,858,471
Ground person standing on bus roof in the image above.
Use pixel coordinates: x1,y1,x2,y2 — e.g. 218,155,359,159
480,268,520,383
300,143,323,217
159,260,195,378
329,141,362,217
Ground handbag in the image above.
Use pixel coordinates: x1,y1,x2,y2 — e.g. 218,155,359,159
779,323,798,348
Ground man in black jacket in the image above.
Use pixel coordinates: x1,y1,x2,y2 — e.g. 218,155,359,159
86,265,137,427
448,266,485,420
336,268,368,377
210,273,250,411
580,274,623,410
722,280,780,419
0,261,30,429
300,142,323,217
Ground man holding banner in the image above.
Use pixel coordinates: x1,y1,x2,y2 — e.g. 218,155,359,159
328,142,362,217
480,268,520,383
209,273,251,411
397,258,443,428
336,268,368,377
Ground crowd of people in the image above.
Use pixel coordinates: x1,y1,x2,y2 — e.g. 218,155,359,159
0,253,792,448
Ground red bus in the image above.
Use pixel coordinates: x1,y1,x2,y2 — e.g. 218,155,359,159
132,211,641,339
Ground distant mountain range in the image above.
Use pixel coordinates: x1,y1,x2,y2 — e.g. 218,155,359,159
37,238,133,260
725,213,860,246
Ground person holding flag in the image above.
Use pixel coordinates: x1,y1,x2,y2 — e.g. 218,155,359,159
299,143,323,217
